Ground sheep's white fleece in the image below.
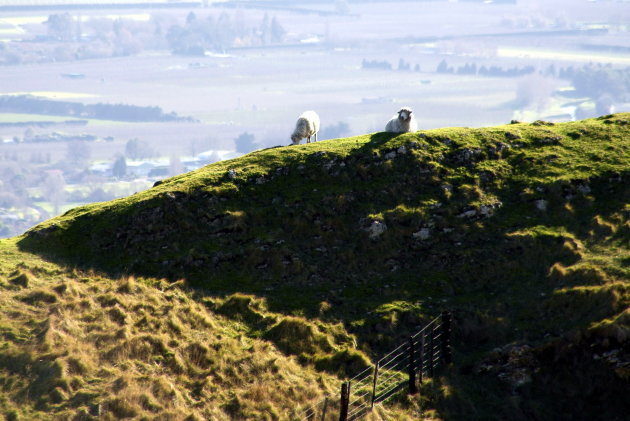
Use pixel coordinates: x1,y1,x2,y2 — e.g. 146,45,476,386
291,111,320,145
385,107,417,133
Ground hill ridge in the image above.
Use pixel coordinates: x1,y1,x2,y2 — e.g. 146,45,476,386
8,113,630,420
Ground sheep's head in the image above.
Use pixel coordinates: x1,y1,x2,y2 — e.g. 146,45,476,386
290,134,302,145
398,107,413,121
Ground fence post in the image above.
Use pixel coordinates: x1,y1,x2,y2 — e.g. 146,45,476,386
429,323,435,378
339,382,350,421
320,396,328,421
418,331,425,384
408,336,418,395
370,362,380,410
441,311,452,364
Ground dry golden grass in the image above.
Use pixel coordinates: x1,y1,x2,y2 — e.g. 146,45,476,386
0,251,346,420
0,242,419,420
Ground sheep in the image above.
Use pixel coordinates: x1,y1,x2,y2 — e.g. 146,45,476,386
385,107,417,133
291,111,320,145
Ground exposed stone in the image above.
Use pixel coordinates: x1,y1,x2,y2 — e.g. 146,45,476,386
576,184,591,194
384,151,397,160
457,209,478,219
227,169,237,179
413,228,431,240
535,199,548,211
479,205,493,218
397,145,408,155
449,147,484,166
367,220,387,239
535,136,562,145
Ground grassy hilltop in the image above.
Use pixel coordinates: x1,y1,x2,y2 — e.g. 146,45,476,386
2,114,630,420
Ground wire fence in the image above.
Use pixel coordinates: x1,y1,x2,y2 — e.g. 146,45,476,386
297,311,452,421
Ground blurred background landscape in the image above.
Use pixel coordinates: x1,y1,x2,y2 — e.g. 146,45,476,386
0,0,628,238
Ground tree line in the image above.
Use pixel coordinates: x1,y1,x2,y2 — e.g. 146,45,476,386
0,95,193,122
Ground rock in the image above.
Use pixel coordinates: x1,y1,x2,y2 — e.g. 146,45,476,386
367,220,387,239
450,148,484,166
479,205,493,218
457,209,478,219
30,223,59,238
227,169,237,179
535,136,562,145
576,184,591,194
535,199,548,211
384,151,397,160
413,228,431,240
397,145,407,154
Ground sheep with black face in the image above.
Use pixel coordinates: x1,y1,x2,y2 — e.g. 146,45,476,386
385,107,417,133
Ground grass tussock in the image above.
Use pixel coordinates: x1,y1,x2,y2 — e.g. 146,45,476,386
0,242,365,420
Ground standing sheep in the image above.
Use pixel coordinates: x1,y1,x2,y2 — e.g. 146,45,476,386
385,107,417,133
291,111,320,145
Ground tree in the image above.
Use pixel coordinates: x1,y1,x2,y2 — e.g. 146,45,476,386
514,75,553,110
260,14,270,45
23,128,34,142
45,13,74,41
125,138,155,160
270,17,285,43
436,59,449,73
43,170,66,215
66,140,91,165
234,132,256,154
335,0,349,14
169,155,183,176
112,155,127,179
186,11,197,25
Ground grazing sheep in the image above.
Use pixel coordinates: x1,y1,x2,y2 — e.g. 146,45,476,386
291,111,320,145
385,107,417,133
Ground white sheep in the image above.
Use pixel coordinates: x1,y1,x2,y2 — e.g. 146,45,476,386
291,111,320,145
385,107,417,133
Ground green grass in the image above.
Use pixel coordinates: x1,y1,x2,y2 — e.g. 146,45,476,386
3,114,630,420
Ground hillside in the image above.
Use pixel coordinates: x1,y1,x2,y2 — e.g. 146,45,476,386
3,114,630,420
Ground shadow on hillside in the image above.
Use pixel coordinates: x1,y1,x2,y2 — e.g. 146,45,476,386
16,129,630,356
15,117,630,421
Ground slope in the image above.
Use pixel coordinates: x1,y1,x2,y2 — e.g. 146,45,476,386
9,113,630,420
